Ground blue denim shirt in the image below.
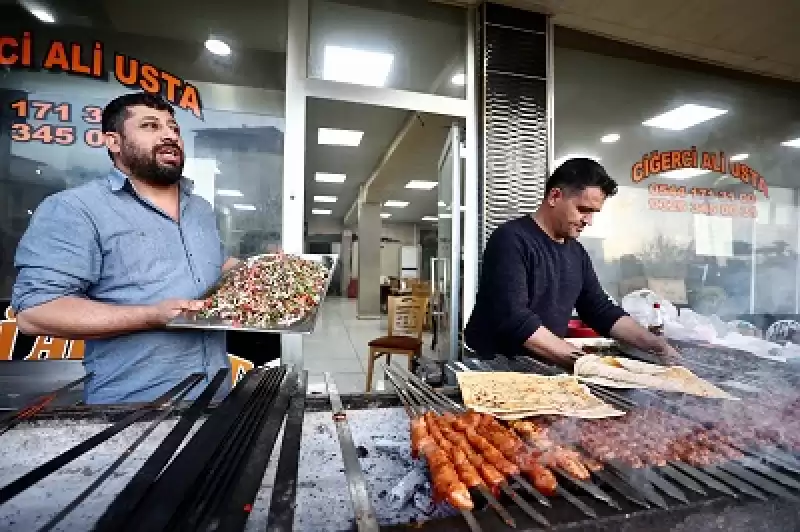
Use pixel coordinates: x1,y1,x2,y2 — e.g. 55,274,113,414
11,168,231,404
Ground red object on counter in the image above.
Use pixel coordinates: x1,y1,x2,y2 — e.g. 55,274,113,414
567,319,600,338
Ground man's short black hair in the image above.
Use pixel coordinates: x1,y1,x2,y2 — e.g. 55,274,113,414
545,158,618,198
101,92,175,134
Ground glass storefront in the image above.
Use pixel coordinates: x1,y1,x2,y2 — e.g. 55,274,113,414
554,40,800,323
0,0,287,299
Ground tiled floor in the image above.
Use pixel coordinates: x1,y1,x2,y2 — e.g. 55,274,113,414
303,297,436,395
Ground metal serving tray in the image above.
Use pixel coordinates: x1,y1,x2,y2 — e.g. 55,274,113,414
166,253,338,335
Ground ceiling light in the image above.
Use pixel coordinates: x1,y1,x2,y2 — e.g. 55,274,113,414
438,201,446,208
318,128,364,147
322,45,393,87
660,168,711,180
205,38,231,56
27,209,33,215
439,213,452,219
601,133,620,143
781,138,800,148
405,180,438,190
312,208,332,215
729,153,749,162
314,195,337,203
315,172,347,183
380,213,392,219
216,189,243,197
384,200,409,208
422,216,438,222
27,6,55,23
233,204,257,211
451,73,466,86
553,154,601,168
642,104,728,131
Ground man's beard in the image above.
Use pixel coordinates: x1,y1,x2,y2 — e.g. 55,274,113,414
119,140,184,186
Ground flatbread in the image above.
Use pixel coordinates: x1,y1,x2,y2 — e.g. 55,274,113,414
573,355,739,400
455,372,624,419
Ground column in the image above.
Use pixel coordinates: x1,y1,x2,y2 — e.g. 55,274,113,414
340,229,352,296
478,4,550,255
357,202,382,318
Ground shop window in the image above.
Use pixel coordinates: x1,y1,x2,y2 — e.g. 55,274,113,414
307,0,466,98
554,44,800,321
0,1,287,300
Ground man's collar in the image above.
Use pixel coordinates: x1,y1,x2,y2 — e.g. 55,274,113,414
107,167,194,196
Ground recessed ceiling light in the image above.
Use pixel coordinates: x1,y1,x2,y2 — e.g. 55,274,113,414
601,133,620,143
28,7,55,23
205,38,231,56
384,200,409,208
314,195,337,203
405,180,438,190
216,189,243,197
380,213,392,219
643,104,728,131
323,45,394,87
312,208,332,215
422,216,438,222
451,73,466,86
27,209,33,215
318,128,364,147
729,153,749,161
781,138,800,148
660,168,711,180
315,172,347,183
233,204,257,211
553,154,601,168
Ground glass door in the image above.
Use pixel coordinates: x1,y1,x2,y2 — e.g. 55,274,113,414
433,123,462,363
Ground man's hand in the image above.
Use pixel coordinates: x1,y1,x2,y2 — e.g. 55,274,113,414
651,335,682,362
147,299,205,327
610,316,681,362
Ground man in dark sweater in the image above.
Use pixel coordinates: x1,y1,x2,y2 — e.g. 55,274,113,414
465,158,678,366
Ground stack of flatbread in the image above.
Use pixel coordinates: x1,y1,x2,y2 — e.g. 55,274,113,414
455,372,625,420
573,355,738,400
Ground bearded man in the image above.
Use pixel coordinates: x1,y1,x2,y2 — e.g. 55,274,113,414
12,93,238,404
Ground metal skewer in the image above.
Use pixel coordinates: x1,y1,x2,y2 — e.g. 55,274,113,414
0,373,93,436
386,366,552,527
383,368,486,532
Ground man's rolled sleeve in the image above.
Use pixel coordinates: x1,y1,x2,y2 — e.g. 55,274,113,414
11,195,101,313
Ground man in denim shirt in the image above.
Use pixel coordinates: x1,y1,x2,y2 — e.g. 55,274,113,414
12,93,239,404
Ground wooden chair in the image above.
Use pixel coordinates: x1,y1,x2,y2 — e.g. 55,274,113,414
365,295,428,391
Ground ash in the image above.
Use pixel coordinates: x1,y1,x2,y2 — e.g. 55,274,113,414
0,416,205,531
293,407,455,532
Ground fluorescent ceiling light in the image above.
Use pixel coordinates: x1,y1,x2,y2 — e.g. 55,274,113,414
781,138,800,148
384,200,409,208
438,200,446,207
422,216,438,222
312,208,332,215
313,195,337,203
322,45,393,87
315,172,347,183
642,104,728,131
233,204,257,211
660,168,711,180
318,128,363,147
29,8,55,23
451,73,466,86
439,213,452,219
729,153,749,161
553,154,600,168
601,133,620,143
205,38,231,56
380,213,392,219
216,189,243,197
405,180,438,190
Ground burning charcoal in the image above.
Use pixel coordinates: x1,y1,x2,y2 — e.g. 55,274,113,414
389,468,427,510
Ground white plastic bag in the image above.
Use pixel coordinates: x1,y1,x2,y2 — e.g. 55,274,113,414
621,289,658,328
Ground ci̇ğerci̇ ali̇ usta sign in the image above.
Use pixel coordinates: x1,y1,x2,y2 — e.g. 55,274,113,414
1,30,203,149
631,147,767,219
